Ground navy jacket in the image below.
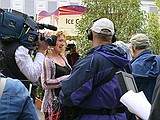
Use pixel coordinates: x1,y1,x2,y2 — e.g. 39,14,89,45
131,49,160,102
60,44,130,120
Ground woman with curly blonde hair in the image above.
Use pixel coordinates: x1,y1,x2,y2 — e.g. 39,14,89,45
41,31,71,120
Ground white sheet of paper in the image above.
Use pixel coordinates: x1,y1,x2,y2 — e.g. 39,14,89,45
120,90,151,120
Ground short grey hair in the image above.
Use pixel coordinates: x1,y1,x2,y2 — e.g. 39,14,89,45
130,33,150,50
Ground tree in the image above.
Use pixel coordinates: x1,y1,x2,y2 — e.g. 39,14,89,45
76,0,146,56
145,0,160,54
145,12,160,54
155,0,160,9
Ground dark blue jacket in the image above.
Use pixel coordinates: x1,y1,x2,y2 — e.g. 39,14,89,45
60,44,130,120
131,49,160,102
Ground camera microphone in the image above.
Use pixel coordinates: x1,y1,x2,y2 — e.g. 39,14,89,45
44,24,57,31
37,23,57,31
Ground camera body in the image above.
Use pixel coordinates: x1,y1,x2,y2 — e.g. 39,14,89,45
65,44,76,51
40,34,57,46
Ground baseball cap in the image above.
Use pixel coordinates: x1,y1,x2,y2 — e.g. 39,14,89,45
130,33,150,47
91,18,115,35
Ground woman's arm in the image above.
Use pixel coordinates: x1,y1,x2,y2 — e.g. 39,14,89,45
41,56,69,89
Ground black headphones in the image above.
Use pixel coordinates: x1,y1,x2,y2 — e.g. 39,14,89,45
86,18,116,43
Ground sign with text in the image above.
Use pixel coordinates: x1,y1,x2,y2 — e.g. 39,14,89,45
58,15,81,29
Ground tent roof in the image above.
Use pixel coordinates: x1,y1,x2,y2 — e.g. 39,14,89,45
54,5,88,15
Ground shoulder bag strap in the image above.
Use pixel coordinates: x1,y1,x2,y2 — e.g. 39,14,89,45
93,65,119,90
92,51,120,89
0,77,6,99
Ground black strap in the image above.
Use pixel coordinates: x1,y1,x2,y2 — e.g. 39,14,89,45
93,65,119,89
78,64,120,116
79,107,125,115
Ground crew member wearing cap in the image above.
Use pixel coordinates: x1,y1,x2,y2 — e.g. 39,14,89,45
59,18,130,120
130,33,160,103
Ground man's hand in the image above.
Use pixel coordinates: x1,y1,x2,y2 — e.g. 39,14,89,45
37,33,49,54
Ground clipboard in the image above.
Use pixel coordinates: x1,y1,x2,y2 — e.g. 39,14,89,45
116,71,138,94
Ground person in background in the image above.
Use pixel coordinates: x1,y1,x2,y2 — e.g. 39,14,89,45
59,18,130,120
114,41,132,60
129,33,160,103
41,31,71,120
66,43,80,67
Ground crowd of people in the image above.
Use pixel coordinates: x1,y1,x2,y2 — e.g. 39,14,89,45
0,16,160,120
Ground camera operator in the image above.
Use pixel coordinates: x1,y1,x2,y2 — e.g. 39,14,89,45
0,9,59,104
66,44,80,67
1,32,49,103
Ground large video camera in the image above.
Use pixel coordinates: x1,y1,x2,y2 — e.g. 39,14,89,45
0,8,57,49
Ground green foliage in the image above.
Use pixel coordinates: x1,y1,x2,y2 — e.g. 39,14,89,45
76,0,147,56
145,7,160,54
144,0,160,54
155,0,160,10
36,82,44,100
